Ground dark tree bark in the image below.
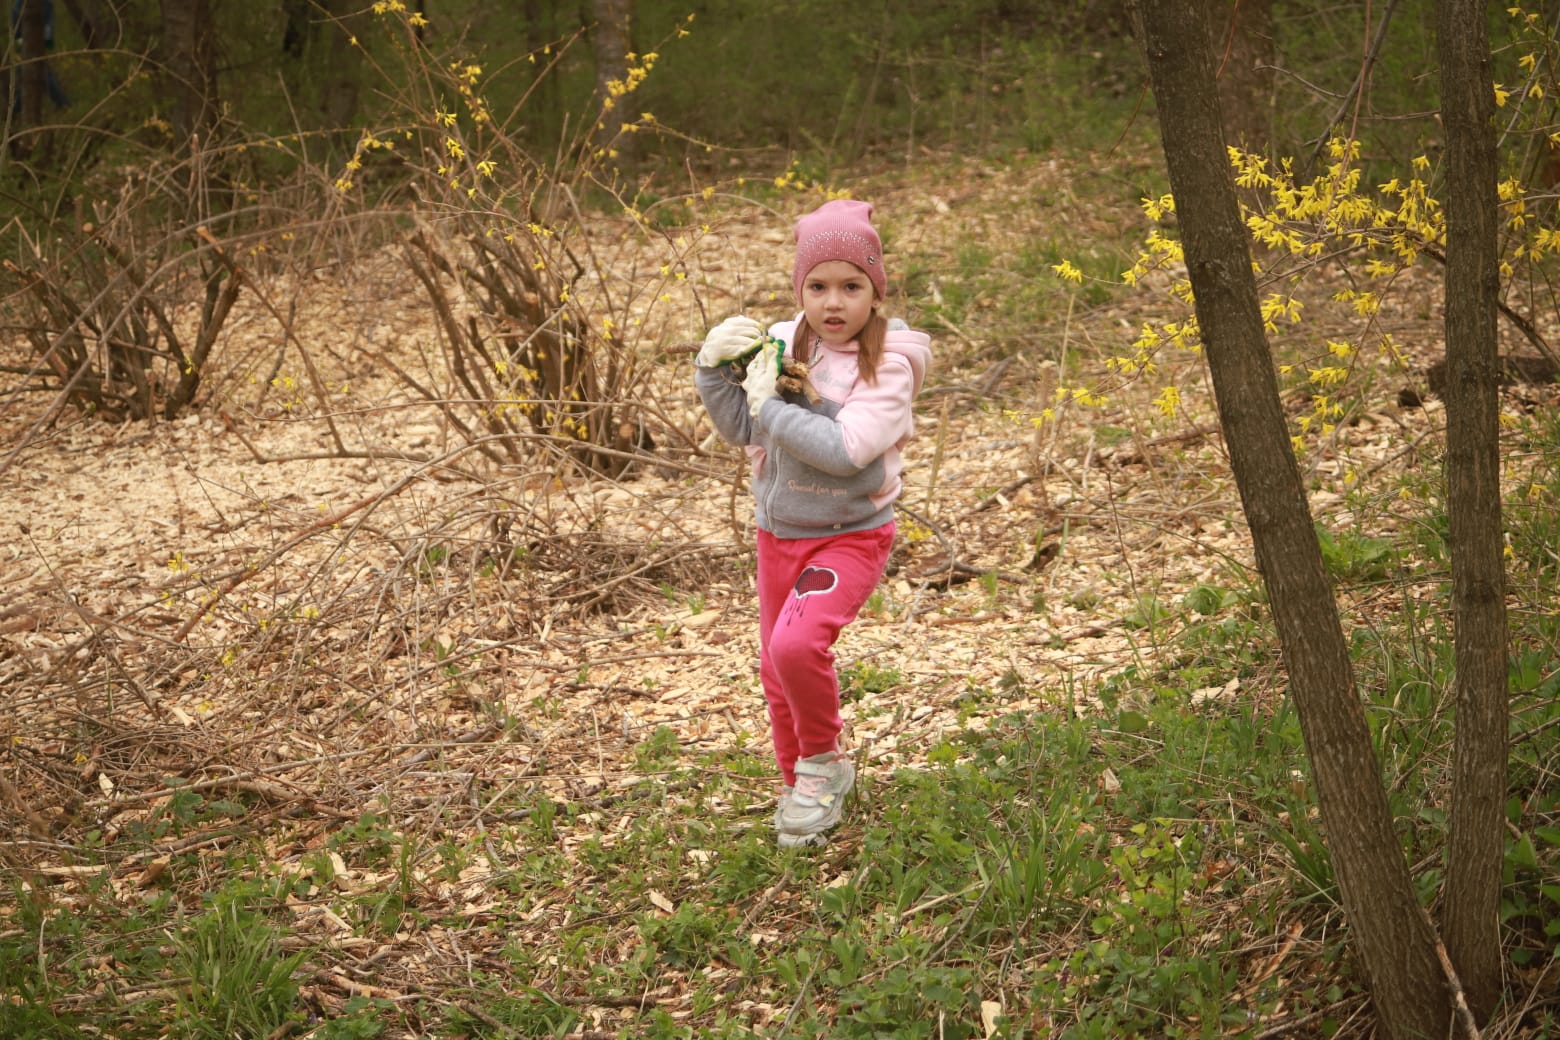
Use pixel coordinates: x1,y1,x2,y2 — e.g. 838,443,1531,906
525,0,562,137
160,0,218,147
588,0,631,144
1437,0,1508,1021
1128,2,1453,1038
1213,0,1274,154
16,0,47,128
277,0,361,145
282,0,309,58
59,0,115,50
318,0,361,134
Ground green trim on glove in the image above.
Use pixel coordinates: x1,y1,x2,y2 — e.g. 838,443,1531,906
696,315,766,368
754,334,785,374
742,336,785,420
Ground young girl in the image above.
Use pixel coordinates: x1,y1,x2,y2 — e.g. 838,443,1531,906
694,199,931,846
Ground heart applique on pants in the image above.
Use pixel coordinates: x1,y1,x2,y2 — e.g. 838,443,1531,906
793,566,838,598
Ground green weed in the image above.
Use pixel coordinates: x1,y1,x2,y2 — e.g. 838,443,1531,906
168,882,307,1040
1314,522,1399,583
841,660,904,700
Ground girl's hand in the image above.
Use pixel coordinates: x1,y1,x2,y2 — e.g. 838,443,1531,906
695,315,765,367
742,337,783,419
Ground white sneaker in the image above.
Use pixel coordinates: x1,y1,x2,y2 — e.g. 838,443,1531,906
771,785,793,831
774,785,830,847
776,752,854,842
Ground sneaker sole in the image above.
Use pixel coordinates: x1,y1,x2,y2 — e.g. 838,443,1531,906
776,829,830,848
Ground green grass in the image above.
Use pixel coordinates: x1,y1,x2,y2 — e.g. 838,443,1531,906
902,226,1126,358
0,702,1318,1038
8,5,1560,1029
10,434,1560,1038
7,651,1558,1038
169,881,308,1040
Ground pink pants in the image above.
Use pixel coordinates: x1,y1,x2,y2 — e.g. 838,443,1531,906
756,522,895,786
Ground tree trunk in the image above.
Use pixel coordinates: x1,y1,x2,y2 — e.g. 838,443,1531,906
1128,3,1453,1038
588,0,631,145
160,0,218,147
319,0,362,138
525,0,563,138
1436,0,1508,1021
282,0,309,58
59,0,114,49
1212,0,1274,154
16,0,47,129
278,0,361,149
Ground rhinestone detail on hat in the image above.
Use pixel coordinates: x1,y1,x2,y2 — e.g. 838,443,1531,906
795,231,881,296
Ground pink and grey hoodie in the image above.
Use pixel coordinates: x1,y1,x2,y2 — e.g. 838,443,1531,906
696,317,932,539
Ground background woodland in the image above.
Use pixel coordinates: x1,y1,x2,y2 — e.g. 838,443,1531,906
2,2,1560,1039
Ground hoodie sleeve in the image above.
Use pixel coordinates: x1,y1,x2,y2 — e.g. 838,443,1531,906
695,362,755,447
836,351,920,465
757,330,929,475
693,318,803,448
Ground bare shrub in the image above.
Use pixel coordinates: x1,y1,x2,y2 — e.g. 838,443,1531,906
325,13,715,480
400,212,650,476
1,163,244,423
0,5,754,876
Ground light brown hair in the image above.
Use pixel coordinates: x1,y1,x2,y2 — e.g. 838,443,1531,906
792,309,887,386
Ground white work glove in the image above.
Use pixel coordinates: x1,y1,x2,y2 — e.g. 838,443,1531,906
695,315,765,368
742,336,783,420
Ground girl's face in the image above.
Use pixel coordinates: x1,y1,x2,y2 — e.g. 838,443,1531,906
799,260,879,346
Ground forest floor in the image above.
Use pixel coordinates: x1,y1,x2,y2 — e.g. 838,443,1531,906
3,149,1537,1037
0,148,1458,793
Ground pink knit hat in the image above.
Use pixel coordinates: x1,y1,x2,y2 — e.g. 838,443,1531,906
793,199,886,303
